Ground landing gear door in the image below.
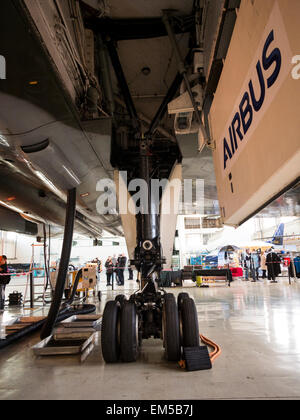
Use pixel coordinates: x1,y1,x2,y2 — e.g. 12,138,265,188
114,170,137,261
209,0,300,226
160,163,182,269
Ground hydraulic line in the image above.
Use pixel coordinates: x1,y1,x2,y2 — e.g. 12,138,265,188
146,72,183,139
40,188,77,339
162,13,210,145
105,38,140,131
98,35,115,118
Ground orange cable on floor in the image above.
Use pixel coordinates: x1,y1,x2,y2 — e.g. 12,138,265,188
178,334,221,369
200,334,222,362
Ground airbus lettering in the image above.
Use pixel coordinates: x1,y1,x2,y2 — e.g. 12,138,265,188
223,30,281,170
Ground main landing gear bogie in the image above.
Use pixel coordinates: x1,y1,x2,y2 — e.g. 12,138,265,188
101,291,199,364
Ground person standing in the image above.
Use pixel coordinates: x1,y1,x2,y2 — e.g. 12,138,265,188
105,257,114,286
112,254,117,284
92,258,102,281
243,249,251,281
98,258,102,281
251,251,260,282
128,261,134,280
117,254,127,286
0,256,11,311
266,248,281,282
261,251,267,279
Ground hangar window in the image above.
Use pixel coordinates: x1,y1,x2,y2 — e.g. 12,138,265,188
184,217,201,229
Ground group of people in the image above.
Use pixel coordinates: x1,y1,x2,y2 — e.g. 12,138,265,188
0,255,10,311
105,254,129,286
242,248,281,283
92,254,133,286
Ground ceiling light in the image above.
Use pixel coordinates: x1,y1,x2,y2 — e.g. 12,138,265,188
35,171,61,196
141,67,151,76
62,165,81,185
0,200,24,214
0,134,9,147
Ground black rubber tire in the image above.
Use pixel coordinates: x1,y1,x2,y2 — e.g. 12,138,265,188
178,292,190,345
181,297,200,347
177,292,189,309
162,293,175,349
115,294,126,306
163,294,181,361
101,300,120,363
120,301,139,362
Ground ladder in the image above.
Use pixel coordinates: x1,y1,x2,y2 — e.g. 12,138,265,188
23,243,51,308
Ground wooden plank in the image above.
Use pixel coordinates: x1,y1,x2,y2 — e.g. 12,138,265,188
19,317,45,323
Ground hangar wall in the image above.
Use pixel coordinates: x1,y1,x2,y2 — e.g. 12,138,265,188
0,231,129,267
0,231,36,263
210,0,300,226
70,240,128,267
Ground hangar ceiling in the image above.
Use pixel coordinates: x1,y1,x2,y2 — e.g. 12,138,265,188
0,0,242,237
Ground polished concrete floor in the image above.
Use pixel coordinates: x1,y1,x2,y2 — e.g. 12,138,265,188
1,277,300,400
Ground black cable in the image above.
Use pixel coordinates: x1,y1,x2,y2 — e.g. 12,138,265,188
63,268,82,307
0,304,96,350
42,224,49,295
48,225,51,288
39,225,52,305
40,188,77,339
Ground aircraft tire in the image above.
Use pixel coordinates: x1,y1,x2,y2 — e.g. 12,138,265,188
181,297,200,347
115,294,126,306
163,294,181,361
101,300,121,363
120,301,139,362
177,292,189,309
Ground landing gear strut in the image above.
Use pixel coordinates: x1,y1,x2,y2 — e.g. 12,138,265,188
100,31,200,364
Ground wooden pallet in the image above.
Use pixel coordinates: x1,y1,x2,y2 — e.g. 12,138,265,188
5,317,46,335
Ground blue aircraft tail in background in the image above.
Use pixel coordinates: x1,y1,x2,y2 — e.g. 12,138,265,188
268,223,284,246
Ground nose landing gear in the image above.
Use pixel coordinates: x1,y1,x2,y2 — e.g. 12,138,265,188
101,289,199,364
99,33,200,365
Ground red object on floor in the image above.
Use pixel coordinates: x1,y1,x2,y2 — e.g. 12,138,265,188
230,267,243,277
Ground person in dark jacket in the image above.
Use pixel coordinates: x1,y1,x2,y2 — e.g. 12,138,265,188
243,249,251,281
105,257,114,286
111,254,117,284
128,261,134,280
0,255,10,310
117,254,127,285
266,249,281,282
250,251,261,282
